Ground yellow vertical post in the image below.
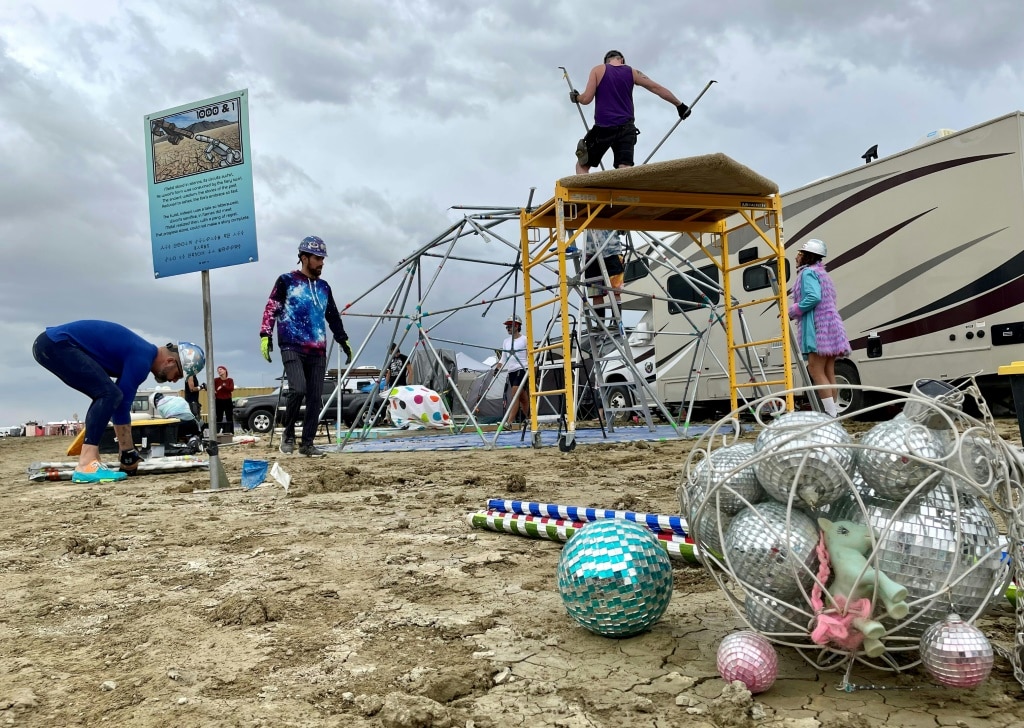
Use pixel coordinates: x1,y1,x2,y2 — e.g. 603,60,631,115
773,203,795,409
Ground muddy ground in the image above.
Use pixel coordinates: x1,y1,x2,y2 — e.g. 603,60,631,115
2,419,1023,727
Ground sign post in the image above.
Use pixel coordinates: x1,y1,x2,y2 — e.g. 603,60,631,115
144,89,258,490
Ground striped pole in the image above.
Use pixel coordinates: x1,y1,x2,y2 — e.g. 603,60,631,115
27,459,210,482
486,499,689,536
467,510,699,564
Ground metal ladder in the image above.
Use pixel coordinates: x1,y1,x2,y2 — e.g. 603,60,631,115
572,246,656,432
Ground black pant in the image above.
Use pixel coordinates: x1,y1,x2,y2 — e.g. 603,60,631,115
281,349,327,446
215,398,234,434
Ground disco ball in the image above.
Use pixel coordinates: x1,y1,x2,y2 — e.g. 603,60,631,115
724,501,819,600
856,416,945,500
686,442,764,516
556,520,673,637
825,478,1007,640
753,411,854,510
920,614,994,688
690,508,733,561
717,631,779,694
744,592,812,639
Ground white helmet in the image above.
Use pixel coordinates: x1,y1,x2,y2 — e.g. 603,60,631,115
800,238,827,257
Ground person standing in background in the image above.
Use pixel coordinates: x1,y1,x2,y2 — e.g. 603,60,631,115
214,365,235,435
789,238,851,417
183,372,202,418
260,235,352,457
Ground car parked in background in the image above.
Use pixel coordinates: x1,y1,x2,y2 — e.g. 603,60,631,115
232,377,386,434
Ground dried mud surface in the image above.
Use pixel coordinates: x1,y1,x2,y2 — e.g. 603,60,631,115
2,421,1023,727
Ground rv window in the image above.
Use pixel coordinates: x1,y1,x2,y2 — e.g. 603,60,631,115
623,258,650,284
667,263,720,314
738,246,758,264
742,260,791,292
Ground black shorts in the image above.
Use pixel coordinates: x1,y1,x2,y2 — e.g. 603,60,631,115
507,369,526,388
582,123,639,169
584,254,625,280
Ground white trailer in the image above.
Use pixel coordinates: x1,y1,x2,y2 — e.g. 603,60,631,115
616,111,1024,415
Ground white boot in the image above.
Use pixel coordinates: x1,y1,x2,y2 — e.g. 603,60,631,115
821,396,838,417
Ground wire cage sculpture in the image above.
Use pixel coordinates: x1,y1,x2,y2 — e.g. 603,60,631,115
679,378,1024,689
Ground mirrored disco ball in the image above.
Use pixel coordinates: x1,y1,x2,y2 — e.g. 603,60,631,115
556,520,673,637
826,478,1006,640
754,411,854,510
744,592,811,639
687,443,764,516
724,501,819,600
920,614,993,688
717,631,779,694
856,416,945,500
691,508,733,560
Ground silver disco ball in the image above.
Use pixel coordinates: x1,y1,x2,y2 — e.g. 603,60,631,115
744,592,812,639
686,443,764,516
826,478,1007,640
856,415,945,500
691,508,733,560
724,501,819,600
753,411,854,510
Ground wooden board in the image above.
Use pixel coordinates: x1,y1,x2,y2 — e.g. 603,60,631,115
557,153,779,196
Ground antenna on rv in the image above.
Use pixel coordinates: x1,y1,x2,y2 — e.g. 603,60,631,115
861,144,878,164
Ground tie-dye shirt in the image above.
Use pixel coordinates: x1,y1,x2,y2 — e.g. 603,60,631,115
260,270,348,355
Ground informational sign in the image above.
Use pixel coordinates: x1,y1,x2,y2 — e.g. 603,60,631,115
144,89,258,277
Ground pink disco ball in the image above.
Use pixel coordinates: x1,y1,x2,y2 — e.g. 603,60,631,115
716,630,779,694
919,614,993,688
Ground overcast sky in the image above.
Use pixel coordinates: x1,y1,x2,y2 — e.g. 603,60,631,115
3,0,1024,426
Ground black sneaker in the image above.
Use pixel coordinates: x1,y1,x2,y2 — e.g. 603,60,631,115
298,444,326,458
279,439,294,455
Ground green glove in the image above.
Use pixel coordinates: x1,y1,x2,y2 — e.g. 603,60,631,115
342,339,353,364
260,336,273,363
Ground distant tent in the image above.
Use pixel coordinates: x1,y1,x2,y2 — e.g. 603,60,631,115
462,368,505,422
410,347,458,402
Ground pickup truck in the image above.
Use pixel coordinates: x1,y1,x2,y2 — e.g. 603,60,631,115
232,380,387,434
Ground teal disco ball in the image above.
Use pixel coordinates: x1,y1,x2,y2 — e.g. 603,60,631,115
557,520,673,637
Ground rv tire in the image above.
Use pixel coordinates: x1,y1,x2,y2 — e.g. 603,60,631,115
834,359,863,415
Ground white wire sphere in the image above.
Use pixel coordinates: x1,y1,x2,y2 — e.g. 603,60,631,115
687,443,764,516
856,415,946,499
753,411,854,510
825,477,1006,640
919,613,994,688
724,501,819,600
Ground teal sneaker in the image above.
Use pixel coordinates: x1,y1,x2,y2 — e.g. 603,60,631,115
72,463,127,484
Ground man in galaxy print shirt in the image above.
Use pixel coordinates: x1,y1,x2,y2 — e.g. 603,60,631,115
260,235,352,457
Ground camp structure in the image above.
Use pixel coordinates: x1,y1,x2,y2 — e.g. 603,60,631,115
330,152,794,449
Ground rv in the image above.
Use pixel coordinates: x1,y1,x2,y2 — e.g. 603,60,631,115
614,111,1024,416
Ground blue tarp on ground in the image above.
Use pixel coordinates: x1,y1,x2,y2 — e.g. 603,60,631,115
327,423,747,452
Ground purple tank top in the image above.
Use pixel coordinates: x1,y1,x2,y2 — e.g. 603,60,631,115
594,64,635,127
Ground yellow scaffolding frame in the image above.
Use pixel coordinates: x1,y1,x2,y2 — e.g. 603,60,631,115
519,180,793,448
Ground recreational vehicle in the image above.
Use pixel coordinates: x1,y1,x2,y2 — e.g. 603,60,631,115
613,111,1024,416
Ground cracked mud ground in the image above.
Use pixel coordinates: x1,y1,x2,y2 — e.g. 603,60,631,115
2,425,1023,727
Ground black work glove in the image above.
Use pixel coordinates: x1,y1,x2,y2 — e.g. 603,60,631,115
569,89,580,104
119,448,144,474
341,339,354,365
677,102,691,120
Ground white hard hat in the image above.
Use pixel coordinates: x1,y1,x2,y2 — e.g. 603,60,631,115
503,315,522,326
800,238,827,257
